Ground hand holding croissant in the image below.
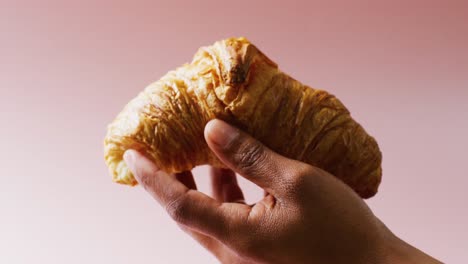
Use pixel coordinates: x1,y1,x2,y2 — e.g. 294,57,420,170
122,119,441,264
104,37,442,264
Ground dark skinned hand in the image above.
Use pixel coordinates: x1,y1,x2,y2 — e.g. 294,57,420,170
123,119,442,264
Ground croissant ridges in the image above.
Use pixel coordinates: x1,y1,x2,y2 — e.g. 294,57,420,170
104,37,382,198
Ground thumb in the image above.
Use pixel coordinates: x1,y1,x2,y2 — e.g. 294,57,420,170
204,119,299,197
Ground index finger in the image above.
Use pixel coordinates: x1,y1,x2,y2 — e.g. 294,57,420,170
123,150,250,241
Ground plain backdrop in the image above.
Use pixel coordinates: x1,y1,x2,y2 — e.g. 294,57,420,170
1,1,467,263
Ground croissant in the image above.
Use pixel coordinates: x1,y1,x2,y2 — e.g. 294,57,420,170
104,37,382,198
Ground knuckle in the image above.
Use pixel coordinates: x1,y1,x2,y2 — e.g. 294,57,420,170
293,163,316,182
136,167,160,189
283,164,317,195
235,140,267,173
139,174,155,190
165,195,190,223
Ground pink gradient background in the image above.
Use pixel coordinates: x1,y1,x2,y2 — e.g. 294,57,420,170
1,1,467,263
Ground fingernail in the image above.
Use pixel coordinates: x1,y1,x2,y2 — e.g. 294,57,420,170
123,150,135,171
206,120,240,148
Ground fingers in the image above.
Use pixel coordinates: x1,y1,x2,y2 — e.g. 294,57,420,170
204,119,301,197
173,172,222,251
173,172,223,253
210,168,245,203
124,149,250,241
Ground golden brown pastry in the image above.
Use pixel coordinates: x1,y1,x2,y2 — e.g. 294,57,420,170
104,37,382,198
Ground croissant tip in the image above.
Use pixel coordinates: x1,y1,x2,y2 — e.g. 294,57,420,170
112,170,138,186
113,178,138,187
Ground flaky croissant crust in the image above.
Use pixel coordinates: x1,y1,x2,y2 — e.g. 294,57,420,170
104,37,382,198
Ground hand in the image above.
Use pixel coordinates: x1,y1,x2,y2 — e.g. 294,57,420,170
123,119,442,264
